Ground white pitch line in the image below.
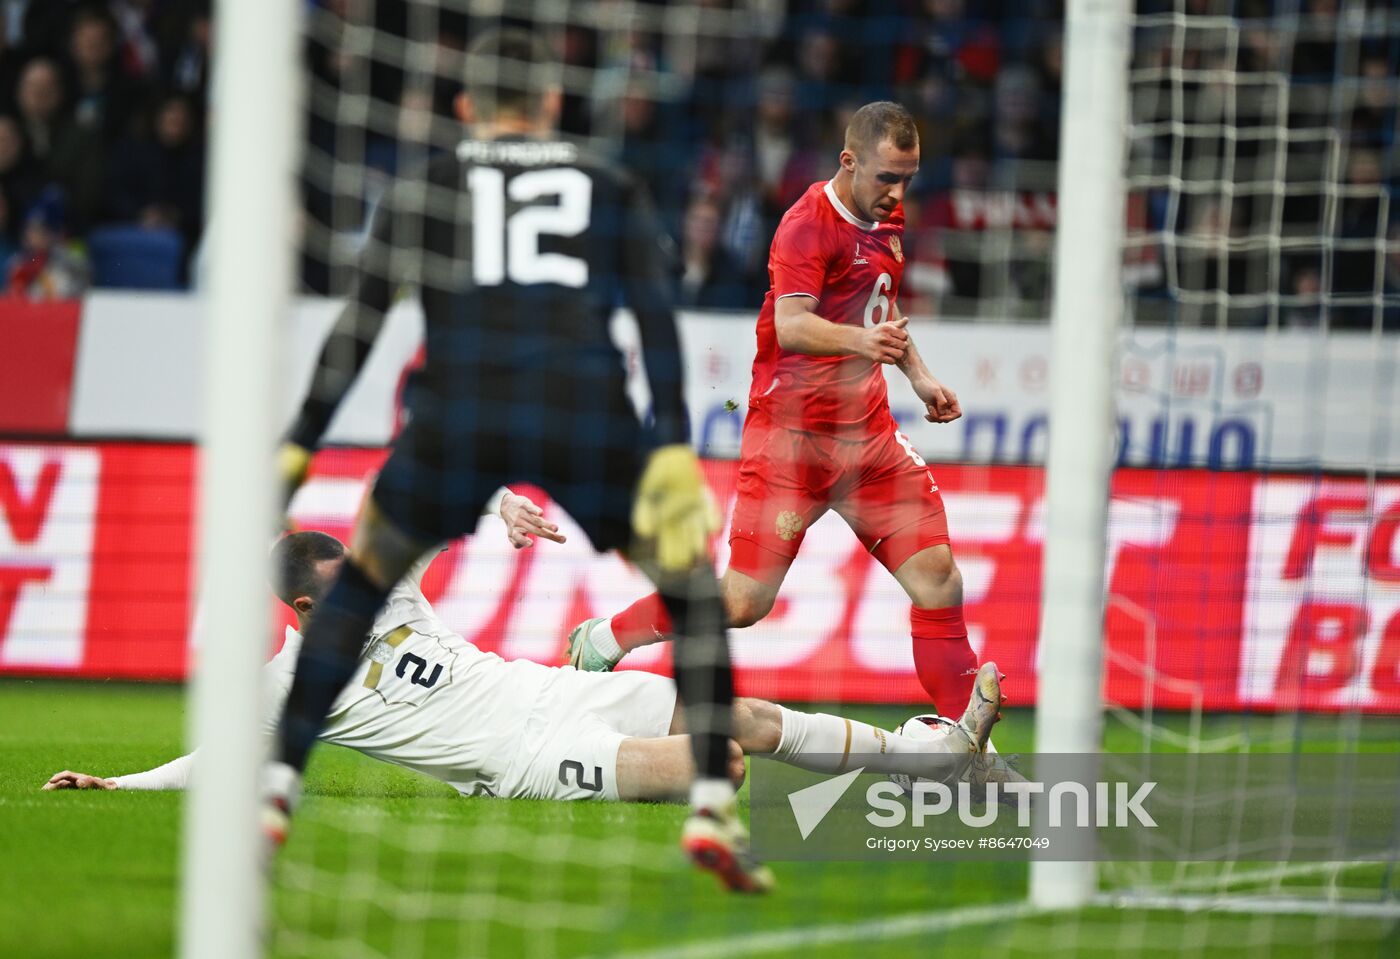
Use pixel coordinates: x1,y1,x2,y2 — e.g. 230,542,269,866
1131,859,1377,893
600,879,1400,959
1096,892,1400,920
597,901,1040,959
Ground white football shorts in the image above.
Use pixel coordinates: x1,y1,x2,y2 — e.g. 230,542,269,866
497,666,677,801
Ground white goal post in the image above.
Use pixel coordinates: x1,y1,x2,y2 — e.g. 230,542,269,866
178,1,303,957
1029,0,1131,911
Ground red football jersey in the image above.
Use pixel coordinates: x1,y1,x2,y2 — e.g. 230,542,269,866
748,180,907,434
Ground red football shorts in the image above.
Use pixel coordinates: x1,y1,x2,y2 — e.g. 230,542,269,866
727,407,951,586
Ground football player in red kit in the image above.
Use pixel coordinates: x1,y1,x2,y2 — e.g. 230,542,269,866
568,101,979,716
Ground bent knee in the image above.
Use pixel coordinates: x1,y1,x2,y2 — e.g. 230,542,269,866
937,562,963,593
924,549,960,585
720,570,780,628
900,548,963,607
723,593,774,628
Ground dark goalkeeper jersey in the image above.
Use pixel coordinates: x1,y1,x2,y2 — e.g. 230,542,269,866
287,135,687,451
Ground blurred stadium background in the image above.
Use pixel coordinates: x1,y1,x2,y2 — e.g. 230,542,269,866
1,1,1399,957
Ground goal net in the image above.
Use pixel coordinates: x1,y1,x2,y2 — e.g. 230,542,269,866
1034,0,1400,945
191,0,1400,957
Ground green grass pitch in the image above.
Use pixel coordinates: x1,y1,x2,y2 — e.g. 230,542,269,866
3,679,1397,958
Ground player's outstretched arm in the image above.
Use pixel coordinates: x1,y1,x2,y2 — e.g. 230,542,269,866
278,189,405,515
278,295,392,516
773,294,909,364
43,752,195,791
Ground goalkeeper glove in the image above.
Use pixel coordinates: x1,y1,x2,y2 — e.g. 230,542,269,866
276,441,314,521
632,444,721,573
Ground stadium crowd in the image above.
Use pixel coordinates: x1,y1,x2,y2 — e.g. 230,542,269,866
0,0,1395,328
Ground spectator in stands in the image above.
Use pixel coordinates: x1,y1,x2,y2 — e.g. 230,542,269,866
991,64,1056,167
1350,51,1394,149
922,0,1001,91
919,138,992,304
792,25,845,122
691,134,766,287
102,92,203,247
159,0,210,102
1331,147,1388,330
0,191,16,266
6,185,88,299
903,66,960,181
678,193,747,310
751,68,794,198
1292,0,1339,78
752,67,822,217
1240,23,1282,75
1,1,80,62
108,0,162,79
14,56,69,164
65,4,142,143
1281,263,1323,329
0,113,43,232
14,55,102,232
898,193,949,316
1034,25,1063,100
606,76,690,234
0,10,19,102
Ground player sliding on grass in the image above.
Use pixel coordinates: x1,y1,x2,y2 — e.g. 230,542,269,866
569,101,982,718
44,532,1005,826
266,29,759,891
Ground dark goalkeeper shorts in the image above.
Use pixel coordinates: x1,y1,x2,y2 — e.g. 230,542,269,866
371,376,649,554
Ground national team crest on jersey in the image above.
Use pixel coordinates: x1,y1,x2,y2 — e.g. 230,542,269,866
890,236,903,263
360,627,457,707
776,510,804,541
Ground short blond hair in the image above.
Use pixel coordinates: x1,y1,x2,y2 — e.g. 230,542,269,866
844,101,919,156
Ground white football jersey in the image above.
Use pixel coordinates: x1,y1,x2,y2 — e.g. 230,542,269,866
262,550,557,797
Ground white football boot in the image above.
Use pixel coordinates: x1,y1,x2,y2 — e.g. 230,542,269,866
565,617,623,672
957,661,1005,753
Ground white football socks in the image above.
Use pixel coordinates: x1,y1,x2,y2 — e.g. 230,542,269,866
588,619,624,661
262,760,303,810
772,706,968,777
690,777,736,813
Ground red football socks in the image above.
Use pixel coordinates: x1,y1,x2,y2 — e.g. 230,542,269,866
610,592,675,653
910,605,978,715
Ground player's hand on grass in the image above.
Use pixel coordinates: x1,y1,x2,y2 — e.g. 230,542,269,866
501,492,566,549
632,444,721,573
916,375,962,424
855,314,909,365
43,770,116,791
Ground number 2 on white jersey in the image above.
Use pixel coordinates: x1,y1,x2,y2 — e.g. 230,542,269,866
863,272,893,327
468,167,592,288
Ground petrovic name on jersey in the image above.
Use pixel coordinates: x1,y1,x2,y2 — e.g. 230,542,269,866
456,139,579,166
750,180,907,435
